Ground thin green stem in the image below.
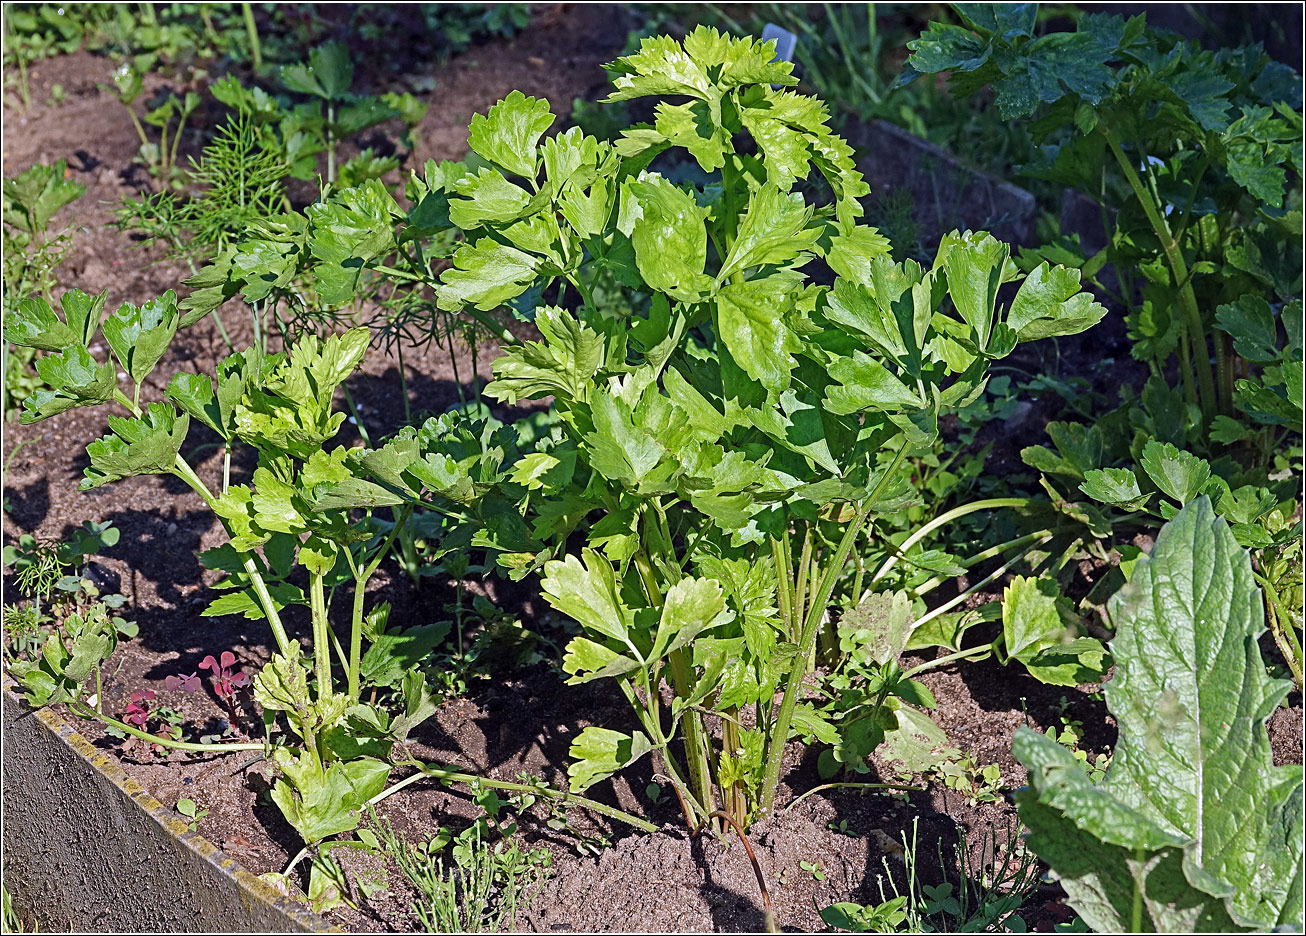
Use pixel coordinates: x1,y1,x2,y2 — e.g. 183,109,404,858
69,702,264,753
168,452,294,657
125,105,150,154
785,780,923,813
568,273,597,315
902,643,994,680
241,2,262,71
909,543,1040,635
406,760,659,833
341,383,371,446
1257,572,1304,691
872,497,1031,586
912,529,1058,598
771,536,793,638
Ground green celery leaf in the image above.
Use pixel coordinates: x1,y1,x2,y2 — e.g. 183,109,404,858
825,351,923,416
6,289,105,351
437,237,540,311
1214,295,1279,364
1007,262,1108,341
937,230,1011,352
484,305,604,405
650,576,732,661
22,344,116,423
566,726,653,793
467,90,555,180
1139,440,1211,505
625,174,711,302
1080,467,1150,511
541,549,636,647
716,272,804,393
584,389,668,489
101,291,180,386
279,41,353,99
270,750,390,845
359,622,452,689
81,402,189,490
448,167,534,228
717,185,818,283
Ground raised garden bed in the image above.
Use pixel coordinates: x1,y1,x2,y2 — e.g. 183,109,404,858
3,5,1302,934
2,680,327,932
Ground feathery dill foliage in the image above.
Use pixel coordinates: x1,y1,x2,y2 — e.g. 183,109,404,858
117,111,288,265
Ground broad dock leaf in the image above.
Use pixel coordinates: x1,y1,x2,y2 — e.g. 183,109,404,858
1015,497,1303,931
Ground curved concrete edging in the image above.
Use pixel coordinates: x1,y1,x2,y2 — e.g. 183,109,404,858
1,682,331,932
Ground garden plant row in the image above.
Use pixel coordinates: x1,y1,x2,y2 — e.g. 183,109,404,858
2,4,1302,932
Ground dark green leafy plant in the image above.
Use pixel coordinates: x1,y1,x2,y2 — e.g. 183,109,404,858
319,27,1106,833
1014,496,1304,932
904,4,1302,435
908,4,1304,690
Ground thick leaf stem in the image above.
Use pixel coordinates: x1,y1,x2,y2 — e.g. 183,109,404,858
345,511,408,700
633,546,715,822
759,440,909,814
1100,126,1217,421
168,453,295,657
310,570,331,700
758,504,871,815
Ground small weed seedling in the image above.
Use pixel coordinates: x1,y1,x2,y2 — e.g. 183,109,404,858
176,797,208,831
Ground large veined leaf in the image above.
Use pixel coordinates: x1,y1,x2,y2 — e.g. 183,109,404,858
1014,497,1303,932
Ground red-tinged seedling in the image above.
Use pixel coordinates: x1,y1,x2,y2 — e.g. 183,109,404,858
165,671,202,693
123,688,155,727
198,650,249,730
199,650,249,698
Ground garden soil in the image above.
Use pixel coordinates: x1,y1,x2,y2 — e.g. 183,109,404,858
3,6,1301,933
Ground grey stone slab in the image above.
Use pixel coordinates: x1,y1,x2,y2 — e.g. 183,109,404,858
2,683,329,933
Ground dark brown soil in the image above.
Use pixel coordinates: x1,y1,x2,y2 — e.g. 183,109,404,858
3,6,1302,934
